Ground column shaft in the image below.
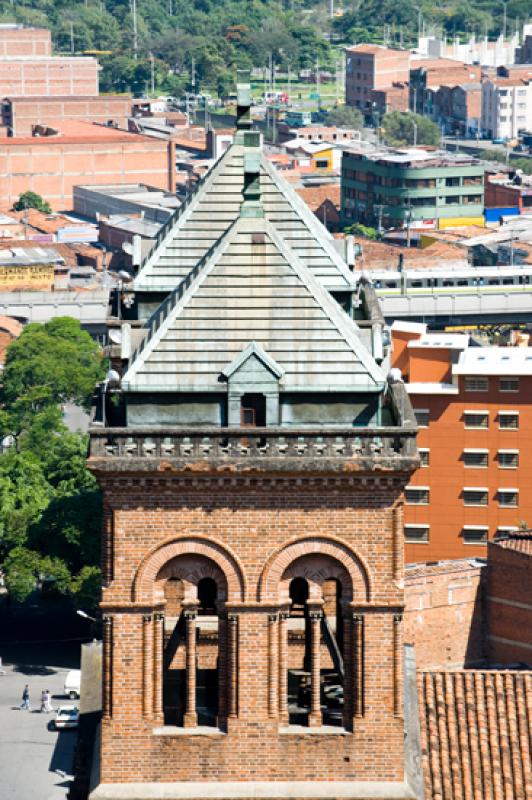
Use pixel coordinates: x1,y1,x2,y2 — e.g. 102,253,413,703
227,614,238,719
152,613,164,720
393,614,403,718
352,614,365,719
309,611,322,727
142,615,153,719
278,612,289,724
102,616,113,719
184,608,198,727
268,614,278,719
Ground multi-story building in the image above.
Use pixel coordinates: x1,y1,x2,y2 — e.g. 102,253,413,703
0,24,51,57
392,321,532,563
409,58,481,117
0,121,176,211
345,44,410,117
341,148,485,231
515,24,532,64
86,74,421,800
481,77,532,140
1,95,131,137
0,56,99,98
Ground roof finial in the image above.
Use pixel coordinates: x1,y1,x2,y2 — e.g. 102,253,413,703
236,69,252,131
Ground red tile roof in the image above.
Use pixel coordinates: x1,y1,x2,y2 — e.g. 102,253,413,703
418,670,532,800
492,531,532,556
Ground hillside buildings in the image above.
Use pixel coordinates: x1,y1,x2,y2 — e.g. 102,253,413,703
341,148,485,231
345,44,410,116
481,76,532,140
392,322,532,562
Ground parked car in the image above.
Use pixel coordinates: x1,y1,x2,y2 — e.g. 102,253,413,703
54,705,79,730
64,669,81,699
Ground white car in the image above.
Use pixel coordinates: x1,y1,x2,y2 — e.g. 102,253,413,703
54,705,79,730
64,669,81,699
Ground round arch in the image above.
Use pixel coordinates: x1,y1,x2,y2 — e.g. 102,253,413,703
133,535,246,604
259,535,371,603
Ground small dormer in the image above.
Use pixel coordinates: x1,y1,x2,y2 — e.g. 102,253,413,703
222,342,283,426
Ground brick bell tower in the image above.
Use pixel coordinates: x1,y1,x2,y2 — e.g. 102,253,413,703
88,74,419,800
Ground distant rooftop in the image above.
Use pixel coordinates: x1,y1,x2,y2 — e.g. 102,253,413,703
0,246,64,266
453,346,532,376
408,333,469,350
345,146,480,168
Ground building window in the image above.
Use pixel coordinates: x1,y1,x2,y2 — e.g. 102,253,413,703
419,448,430,467
464,411,489,429
495,526,518,537
499,378,519,392
404,524,429,543
405,486,429,505
315,159,329,169
463,449,488,468
465,377,488,392
498,412,519,430
463,487,488,506
462,526,488,544
498,489,518,507
498,450,519,469
414,408,429,427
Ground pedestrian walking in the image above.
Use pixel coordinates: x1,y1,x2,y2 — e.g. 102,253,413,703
20,684,30,711
40,689,47,713
44,690,53,713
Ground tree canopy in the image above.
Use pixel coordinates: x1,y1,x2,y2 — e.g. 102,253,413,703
382,112,440,148
0,318,105,611
12,191,52,214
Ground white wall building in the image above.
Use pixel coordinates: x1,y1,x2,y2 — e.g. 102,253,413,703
481,78,532,140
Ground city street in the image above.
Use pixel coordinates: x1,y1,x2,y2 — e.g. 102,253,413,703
0,642,80,800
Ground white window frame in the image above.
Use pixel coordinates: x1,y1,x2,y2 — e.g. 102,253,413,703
465,377,489,392
464,410,489,429
498,411,519,430
418,448,430,467
462,525,489,544
499,377,519,393
463,486,489,506
404,524,430,543
463,448,489,468
414,408,429,428
405,485,430,505
495,526,518,537
497,449,519,469
497,488,519,507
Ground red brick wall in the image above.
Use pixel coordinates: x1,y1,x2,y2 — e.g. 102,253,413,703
0,57,98,97
486,541,532,665
95,473,410,786
0,136,172,211
485,180,521,212
404,560,485,669
0,27,51,57
7,96,131,136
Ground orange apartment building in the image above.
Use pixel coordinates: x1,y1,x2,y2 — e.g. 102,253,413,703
392,321,532,563
0,121,175,211
1,96,131,136
0,25,51,57
345,44,410,116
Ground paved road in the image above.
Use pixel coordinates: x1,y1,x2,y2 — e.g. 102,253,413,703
0,643,79,800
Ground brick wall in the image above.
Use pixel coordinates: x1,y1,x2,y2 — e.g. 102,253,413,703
94,472,411,787
5,96,131,136
0,57,98,97
486,538,532,665
404,559,485,669
0,134,173,211
0,27,51,57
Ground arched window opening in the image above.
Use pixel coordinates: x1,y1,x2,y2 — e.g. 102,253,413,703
321,578,344,727
198,577,217,615
288,577,311,725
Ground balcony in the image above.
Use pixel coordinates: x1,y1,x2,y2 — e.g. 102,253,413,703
88,425,418,474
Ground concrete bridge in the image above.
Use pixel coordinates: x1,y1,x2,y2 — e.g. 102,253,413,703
0,289,109,339
377,288,532,326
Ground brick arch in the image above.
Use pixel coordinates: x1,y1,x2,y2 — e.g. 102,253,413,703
259,536,371,603
133,536,246,604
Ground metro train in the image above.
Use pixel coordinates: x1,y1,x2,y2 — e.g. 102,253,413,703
365,265,532,296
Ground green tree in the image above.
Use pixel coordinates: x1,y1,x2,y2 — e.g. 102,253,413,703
12,191,52,214
382,111,440,147
326,106,363,129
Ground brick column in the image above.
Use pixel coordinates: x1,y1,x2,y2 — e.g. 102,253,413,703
392,504,403,583
184,607,198,728
308,609,323,727
267,613,278,719
342,610,352,728
393,613,403,718
142,614,153,719
102,615,113,719
153,613,164,721
278,611,289,724
352,613,365,719
227,614,238,719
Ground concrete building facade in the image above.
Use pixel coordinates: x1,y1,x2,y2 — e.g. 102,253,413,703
341,148,485,231
392,322,532,562
481,77,532,140
87,77,420,800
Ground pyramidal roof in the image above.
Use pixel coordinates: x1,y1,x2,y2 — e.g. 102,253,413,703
133,140,356,294
122,214,383,393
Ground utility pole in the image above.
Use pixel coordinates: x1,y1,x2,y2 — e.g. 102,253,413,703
70,21,74,54
191,57,196,94
132,0,138,59
502,0,508,39
150,52,155,94
329,0,334,19
412,120,418,147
